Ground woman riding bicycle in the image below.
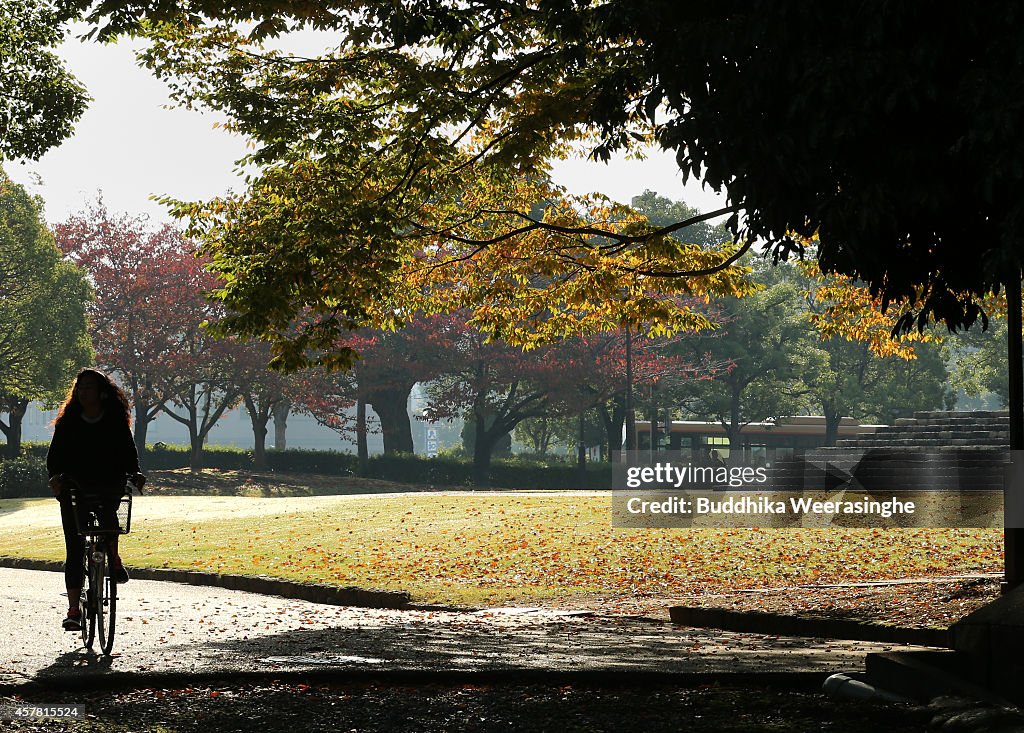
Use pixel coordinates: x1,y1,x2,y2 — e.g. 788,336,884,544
47,369,145,631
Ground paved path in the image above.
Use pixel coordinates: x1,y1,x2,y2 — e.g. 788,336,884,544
0,568,925,689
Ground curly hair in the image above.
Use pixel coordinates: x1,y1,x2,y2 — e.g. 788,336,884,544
54,369,132,429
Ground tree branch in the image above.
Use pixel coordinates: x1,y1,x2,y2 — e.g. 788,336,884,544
409,205,744,277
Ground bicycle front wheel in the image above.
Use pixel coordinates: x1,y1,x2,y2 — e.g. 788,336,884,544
90,547,108,654
96,548,118,655
80,545,95,651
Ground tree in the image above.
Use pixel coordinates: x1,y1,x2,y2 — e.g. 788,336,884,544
416,309,717,479
547,327,721,460
63,2,1024,323
630,191,731,250
343,317,454,454
1,0,88,159
515,416,559,456
160,338,242,471
673,259,955,446
289,365,362,463
157,267,241,471
858,341,955,424
55,203,203,454
949,322,1011,409
0,170,92,456
229,339,292,468
289,315,457,464
678,278,815,451
802,335,954,445
81,21,746,370
422,314,596,484
797,258,951,443
58,0,344,39
802,337,880,447
271,398,290,449
515,412,604,457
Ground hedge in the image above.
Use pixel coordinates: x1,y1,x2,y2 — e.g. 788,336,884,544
363,453,611,489
0,456,49,498
138,444,361,474
5,442,611,490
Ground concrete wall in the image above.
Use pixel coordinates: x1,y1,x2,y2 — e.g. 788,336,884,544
19,396,462,456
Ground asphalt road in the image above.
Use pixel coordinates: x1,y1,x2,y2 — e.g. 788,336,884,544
0,567,917,690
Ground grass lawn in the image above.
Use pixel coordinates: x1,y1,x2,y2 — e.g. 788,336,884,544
0,490,1002,608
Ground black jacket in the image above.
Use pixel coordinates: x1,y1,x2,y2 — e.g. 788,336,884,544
47,411,140,496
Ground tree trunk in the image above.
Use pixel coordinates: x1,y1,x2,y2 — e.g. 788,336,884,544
472,418,493,486
366,386,414,454
471,411,516,486
356,395,369,476
599,394,627,461
824,408,842,447
2,399,27,459
272,399,290,450
576,410,587,485
526,418,552,454
624,324,636,451
0,419,10,459
132,402,150,457
724,384,743,460
187,390,204,471
161,384,236,473
648,387,659,458
1006,273,1023,589
252,421,269,469
189,431,204,472
724,423,743,455
244,396,270,470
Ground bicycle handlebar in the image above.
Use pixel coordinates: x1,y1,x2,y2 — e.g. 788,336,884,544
56,472,146,496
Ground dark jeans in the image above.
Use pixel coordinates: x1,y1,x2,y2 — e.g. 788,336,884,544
59,498,85,591
59,496,119,591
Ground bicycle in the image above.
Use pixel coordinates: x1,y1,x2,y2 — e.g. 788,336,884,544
64,474,139,656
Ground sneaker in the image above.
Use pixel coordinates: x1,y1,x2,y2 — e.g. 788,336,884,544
62,608,82,632
113,557,130,584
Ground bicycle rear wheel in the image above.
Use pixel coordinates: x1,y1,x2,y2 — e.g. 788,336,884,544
97,547,117,656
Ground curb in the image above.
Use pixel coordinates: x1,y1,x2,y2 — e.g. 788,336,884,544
7,668,832,695
1,556,945,645
0,556,410,610
669,606,950,647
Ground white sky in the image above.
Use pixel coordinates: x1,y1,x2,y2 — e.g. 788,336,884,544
7,31,729,225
